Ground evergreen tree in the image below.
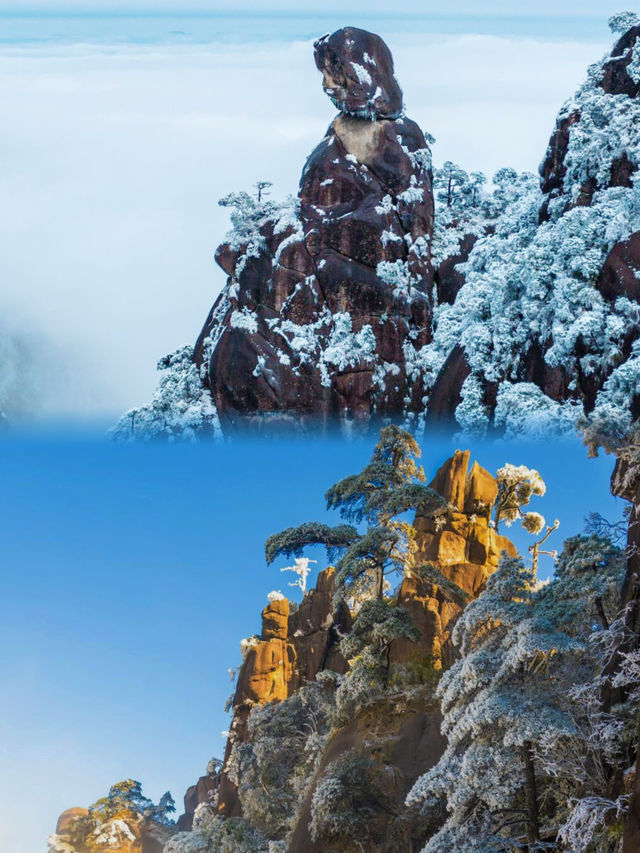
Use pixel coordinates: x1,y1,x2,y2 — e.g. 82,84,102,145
493,463,547,535
407,557,579,851
339,598,420,693
90,779,175,827
408,531,627,852
266,426,445,603
434,162,482,211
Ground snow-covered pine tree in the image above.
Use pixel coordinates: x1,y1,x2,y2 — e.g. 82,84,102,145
407,527,627,852
48,780,176,853
493,463,547,535
535,534,630,852
407,555,579,851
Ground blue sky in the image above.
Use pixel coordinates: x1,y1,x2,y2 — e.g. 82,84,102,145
0,432,626,852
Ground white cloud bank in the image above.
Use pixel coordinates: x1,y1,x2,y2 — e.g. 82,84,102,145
0,30,608,420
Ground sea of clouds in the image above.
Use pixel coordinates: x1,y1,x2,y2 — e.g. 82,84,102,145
0,23,608,424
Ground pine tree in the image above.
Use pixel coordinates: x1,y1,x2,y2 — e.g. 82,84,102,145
90,779,175,826
407,557,579,851
493,463,547,535
265,426,445,604
408,528,627,852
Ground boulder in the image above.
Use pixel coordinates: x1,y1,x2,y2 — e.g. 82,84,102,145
55,808,89,836
313,27,403,119
261,598,289,639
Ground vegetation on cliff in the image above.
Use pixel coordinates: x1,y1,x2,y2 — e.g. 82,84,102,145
157,427,637,853
114,15,640,447
48,780,175,853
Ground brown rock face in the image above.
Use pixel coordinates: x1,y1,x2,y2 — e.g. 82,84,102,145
600,26,640,97
191,26,435,430
429,449,470,510
236,636,296,705
183,569,351,824
176,771,219,831
392,451,515,668
288,696,446,853
434,232,478,304
465,460,499,513
261,597,289,639
424,344,470,425
539,110,581,203
313,27,403,120
597,231,640,303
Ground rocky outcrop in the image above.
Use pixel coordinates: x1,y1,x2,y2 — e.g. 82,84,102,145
176,765,220,832
176,452,515,842
313,28,403,120
179,568,351,826
115,20,640,441
232,570,350,712
48,809,174,853
433,232,478,305
597,231,640,304
391,451,515,668
283,452,514,852
196,27,434,430
235,598,296,705
601,25,640,98
115,27,435,438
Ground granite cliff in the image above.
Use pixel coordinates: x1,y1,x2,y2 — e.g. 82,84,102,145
50,437,640,852
168,450,517,851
